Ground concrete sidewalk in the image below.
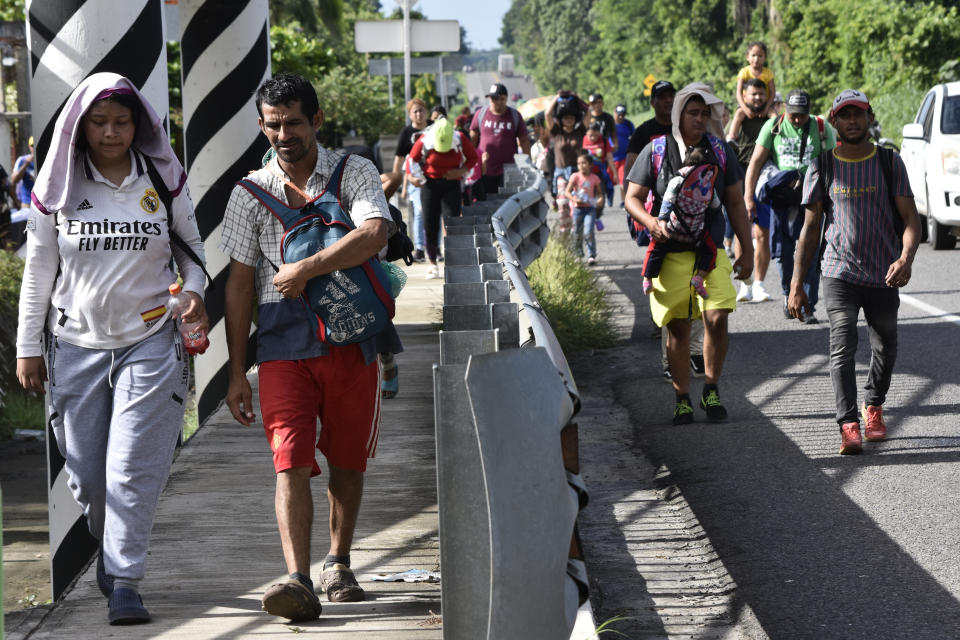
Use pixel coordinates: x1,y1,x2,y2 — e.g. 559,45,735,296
7,259,446,639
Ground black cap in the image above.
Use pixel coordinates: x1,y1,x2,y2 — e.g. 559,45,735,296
588,93,603,103
486,83,508,97
650,81,676,99
614,104,627,114
785,89,811,115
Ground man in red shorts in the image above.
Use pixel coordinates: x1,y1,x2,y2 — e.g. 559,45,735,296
220,73,401,622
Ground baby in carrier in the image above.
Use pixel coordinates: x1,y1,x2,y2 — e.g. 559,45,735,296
642,146,721,298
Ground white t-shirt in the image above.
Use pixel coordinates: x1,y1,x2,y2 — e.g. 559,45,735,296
17,149,206,356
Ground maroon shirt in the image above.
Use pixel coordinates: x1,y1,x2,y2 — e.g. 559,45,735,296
469,107,528,176
802,147,912,287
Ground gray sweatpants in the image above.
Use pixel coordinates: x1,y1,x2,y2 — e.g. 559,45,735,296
48,322,188,580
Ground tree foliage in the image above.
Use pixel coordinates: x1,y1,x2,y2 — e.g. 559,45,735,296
503,0,960,141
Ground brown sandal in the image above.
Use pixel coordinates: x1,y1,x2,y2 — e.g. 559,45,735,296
261,579,322,621
320,564,365,602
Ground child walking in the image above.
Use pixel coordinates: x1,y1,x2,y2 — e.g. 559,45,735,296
642,146,722,297
564,151,603,265
735,41,776,118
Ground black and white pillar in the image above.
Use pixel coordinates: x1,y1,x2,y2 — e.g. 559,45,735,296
178,0,271,423
26,0,169,598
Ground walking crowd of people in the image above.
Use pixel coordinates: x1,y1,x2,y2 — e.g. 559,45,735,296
8,31,922,629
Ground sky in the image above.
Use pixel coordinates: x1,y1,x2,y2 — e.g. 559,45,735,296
403,0,511,51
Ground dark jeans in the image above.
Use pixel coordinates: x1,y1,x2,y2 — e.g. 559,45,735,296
421,177,462,262
822,277,900,426
778,233,820,311
472,173,504,201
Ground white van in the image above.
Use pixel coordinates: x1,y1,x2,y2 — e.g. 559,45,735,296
900,82,960,249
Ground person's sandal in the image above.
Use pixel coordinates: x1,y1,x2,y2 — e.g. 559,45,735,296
320,563,365,602
381,364,399,399
261,579,322,621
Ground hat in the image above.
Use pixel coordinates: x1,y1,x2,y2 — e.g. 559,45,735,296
785,89,811,115
773,91,783,104
28,135,34,147
486,83,507,98
831,89,870,115
588,93,603,103
430,117,454,153
650,81,676,99
614,104,626,114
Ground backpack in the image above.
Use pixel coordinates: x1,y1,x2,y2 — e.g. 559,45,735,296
237,154,396,345
816,145,903,269
627,134,726,246
143,155,214,286
662,162,722,244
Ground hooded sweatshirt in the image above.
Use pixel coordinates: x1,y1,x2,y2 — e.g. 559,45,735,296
17,73,206,357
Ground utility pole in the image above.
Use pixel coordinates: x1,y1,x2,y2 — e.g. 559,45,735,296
399,0,413,115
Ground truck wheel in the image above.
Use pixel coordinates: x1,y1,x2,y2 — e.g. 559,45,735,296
929,215,957,250
919,214,929,243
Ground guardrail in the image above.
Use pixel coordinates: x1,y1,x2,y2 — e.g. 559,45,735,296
434,156,589,639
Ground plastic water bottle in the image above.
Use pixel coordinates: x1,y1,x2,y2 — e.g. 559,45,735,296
167,283,209,355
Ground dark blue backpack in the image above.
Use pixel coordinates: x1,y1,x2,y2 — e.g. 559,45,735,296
237,154,395,346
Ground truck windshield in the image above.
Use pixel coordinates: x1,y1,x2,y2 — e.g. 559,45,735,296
942,95,960,134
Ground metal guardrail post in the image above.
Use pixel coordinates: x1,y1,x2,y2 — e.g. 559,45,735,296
435,157,589,639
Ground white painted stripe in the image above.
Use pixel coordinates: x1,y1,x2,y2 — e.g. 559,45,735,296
31,0,149,138
141,43,171,127
900,293,960,326
193,320,256,399
181,0,266,118
187,99,265,209
48,471,84,554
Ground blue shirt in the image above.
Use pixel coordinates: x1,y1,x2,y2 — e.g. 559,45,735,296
13,154,34,205
613,119,635,162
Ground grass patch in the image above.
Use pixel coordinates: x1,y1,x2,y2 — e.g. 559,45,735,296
527,234,617,351
0,390,46,440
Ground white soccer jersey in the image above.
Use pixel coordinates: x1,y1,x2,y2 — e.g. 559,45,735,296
17,149,207,356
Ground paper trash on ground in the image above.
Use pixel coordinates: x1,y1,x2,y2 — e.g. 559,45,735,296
368,569,441,583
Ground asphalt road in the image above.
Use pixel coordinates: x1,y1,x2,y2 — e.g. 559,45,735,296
464,71,539,109
586,208,960,639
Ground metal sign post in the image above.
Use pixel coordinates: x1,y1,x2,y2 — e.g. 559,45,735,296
354,9,460,120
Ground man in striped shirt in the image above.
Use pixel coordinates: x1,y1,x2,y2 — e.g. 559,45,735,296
789,89,921,455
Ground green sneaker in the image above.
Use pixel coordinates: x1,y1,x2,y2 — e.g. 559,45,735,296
673,396,695,425
700,387,728,422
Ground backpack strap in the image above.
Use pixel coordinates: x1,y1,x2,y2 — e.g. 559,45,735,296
817,150,834,270
143,154,214,287
877,146,905,236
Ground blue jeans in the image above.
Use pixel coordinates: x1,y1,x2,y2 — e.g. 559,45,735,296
573,206,597,258
822,277,899,425
407,183,425,250
777,233,820,312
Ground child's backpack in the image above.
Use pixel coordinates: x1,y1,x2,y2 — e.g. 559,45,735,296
663,162,722,243
237,154,395,345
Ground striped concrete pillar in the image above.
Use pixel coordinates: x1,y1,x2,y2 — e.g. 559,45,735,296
25,0,170,598
178,0,271,423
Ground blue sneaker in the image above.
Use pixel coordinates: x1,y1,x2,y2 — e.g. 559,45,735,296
108,587,150,625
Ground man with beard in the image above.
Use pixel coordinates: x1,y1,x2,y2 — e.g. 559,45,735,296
727,78,774,303
744,89,835,322
220,73,401,620
788,89,920,455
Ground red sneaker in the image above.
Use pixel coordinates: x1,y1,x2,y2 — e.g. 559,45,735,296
839,422,863,455
862,404,887,441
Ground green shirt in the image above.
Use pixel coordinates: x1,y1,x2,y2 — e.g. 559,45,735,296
756,115,836,174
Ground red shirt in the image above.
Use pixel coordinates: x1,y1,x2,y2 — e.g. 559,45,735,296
408,132,479,180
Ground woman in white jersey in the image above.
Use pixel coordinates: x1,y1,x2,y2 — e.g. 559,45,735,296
15,73,208,625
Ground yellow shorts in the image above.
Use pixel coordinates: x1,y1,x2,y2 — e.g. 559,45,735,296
648,250,736,327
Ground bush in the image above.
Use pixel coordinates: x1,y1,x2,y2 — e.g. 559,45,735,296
527,234,617,351
0,249,24,398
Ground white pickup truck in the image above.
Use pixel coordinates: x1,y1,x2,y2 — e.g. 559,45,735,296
900,81,960,249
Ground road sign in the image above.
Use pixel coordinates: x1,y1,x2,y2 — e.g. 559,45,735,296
643,74,657,97
367,55,462,76
354,20,460,53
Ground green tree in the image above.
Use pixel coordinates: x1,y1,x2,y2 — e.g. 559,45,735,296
0,0,23,21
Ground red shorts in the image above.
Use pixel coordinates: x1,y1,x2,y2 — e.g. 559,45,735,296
258,345,381,476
